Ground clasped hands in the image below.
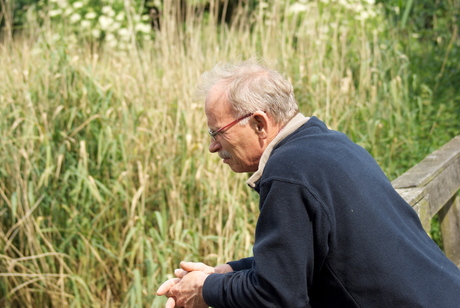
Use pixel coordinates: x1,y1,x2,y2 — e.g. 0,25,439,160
157,261,233,308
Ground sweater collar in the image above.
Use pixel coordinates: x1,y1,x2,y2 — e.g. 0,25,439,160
246,113,310,188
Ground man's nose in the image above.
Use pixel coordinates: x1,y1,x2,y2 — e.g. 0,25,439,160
209,139,221,153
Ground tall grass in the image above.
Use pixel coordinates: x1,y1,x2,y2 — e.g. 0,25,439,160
0,0,458,307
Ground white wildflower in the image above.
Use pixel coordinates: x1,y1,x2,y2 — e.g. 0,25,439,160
102,6,115,17
118,28,131,40
367,9,377,18
64,7,73,16
115,12,125,21
106,34,118,47
338,0,351,10
49,9,62,17
85,12,97,19
105,33,116,42
289,3,309,14
354,3,364,13
73,1,84,9
56,0,68,8
81,20,91,29
118,28,130,36
356,10,369,20
92,29,101,38
135,23,151,34
110,21,121,31
70,13,81,23
99,15,113,30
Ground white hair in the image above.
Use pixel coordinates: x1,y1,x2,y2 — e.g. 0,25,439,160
197,58,299,125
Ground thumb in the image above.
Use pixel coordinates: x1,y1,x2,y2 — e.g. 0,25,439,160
165,297,176,308
180,261,215,274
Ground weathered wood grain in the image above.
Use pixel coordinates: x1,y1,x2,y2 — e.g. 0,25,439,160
395,187,431,232
392,135,460,216
395,187,425,206
424,158,460,217
439,195,460,267
392,136,460,189
392,135,460,266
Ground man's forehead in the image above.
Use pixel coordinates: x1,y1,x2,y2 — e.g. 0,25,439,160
206,83,227,105
205,84,232,117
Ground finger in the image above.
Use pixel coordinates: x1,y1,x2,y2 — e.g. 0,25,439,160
174,268,189,278
180,261,203,271
165,296,176,308
156,278,181,296
180,261,214,274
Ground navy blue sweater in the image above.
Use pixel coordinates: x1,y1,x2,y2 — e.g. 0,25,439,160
203,117,460,307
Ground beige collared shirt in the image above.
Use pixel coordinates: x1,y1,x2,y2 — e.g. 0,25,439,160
247,113,310,188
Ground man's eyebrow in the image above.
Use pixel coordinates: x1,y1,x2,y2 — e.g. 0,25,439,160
209,125,220,131
207,121,221,131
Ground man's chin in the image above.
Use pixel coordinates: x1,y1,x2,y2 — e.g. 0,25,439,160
222,159,248,173
222,159,234,168
227,163,245,173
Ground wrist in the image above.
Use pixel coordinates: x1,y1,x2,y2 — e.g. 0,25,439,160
214,263,233,274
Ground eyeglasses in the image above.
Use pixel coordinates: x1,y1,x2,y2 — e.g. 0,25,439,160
208,113,254,140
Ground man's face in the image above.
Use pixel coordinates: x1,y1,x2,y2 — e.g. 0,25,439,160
205,85,265,173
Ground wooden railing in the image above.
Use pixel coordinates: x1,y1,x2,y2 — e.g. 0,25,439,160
392,136,460,267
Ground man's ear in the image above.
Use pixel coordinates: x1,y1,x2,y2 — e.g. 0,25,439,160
252,111,269,139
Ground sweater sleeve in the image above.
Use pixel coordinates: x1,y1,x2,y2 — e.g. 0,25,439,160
227,257,253,271
202,179,331,308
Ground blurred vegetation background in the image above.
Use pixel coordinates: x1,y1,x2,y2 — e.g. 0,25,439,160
0,0,459,307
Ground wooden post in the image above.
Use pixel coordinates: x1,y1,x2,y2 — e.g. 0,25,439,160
439,194,460,267
392,136,460,266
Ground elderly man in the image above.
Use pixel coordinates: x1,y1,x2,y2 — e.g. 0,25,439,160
157,59,460,308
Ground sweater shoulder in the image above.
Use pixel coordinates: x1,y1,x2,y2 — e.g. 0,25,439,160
260,117,388,197
265,119,366,176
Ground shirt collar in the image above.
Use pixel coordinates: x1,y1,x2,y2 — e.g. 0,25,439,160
246,113,310,188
